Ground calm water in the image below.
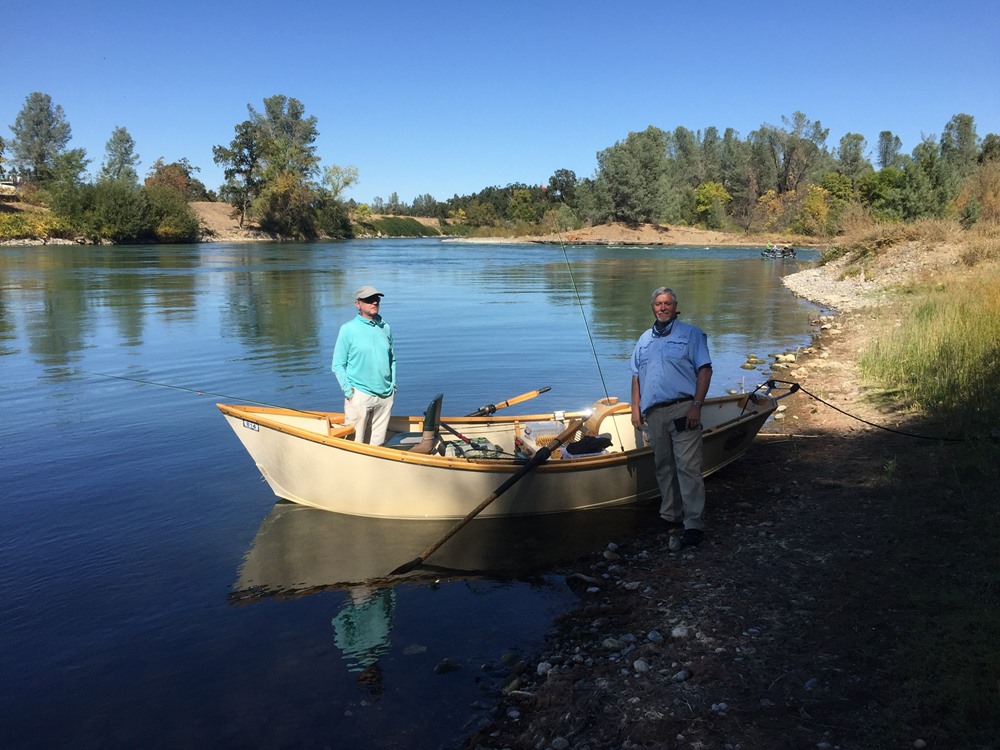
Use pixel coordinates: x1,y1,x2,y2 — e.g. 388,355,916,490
0,238,821,749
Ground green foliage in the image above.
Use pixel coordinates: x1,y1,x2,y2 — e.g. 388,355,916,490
9,92,72,184
367,217,439,237
859,270,1000,433
594,126,672,224
694,181,731,229
0,209,73,240
92,180,154,242
98,126,140,185
253,171,317,238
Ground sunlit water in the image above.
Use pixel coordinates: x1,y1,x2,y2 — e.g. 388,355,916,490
0,238,822,748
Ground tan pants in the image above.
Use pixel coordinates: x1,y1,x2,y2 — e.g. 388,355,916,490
645,402,706,530
345,390,394,445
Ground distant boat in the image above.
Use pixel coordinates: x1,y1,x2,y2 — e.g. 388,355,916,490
761,243,796,258
218,388,782,520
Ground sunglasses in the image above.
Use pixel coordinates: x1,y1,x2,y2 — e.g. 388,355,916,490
359,297,381,304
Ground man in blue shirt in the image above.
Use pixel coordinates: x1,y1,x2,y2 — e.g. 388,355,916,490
630,287,712,547
332,285,396,445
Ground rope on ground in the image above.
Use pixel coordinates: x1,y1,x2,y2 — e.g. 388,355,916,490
765,379,995,443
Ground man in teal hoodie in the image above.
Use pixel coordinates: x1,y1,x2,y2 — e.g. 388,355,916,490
332,285,396,445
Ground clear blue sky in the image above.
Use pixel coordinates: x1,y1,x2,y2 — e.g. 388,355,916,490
4,0,998,204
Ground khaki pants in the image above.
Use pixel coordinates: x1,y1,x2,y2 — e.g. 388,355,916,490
345,390,394,446
645,402,706,530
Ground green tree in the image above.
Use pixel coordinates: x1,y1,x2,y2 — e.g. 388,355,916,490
940,113,979,180
144,159,201,241
877,130,903,169
508,188,543,223
9,92,73,184
214,120,265,228
979,133,1000,164
547,169,578,205
694,181,731,229
98,126,140,185
249,94,320,180
835,133,872,188
91,179,154,242
595,126,672,224
322,164,358,201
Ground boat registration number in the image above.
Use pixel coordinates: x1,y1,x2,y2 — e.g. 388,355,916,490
242,420,260,432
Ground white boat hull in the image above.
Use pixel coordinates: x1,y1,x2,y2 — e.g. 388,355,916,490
219,392,777,520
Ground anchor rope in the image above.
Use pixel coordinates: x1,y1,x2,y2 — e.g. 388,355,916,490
766,379,995,443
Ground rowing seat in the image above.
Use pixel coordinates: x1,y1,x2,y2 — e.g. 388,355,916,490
384,393,443,453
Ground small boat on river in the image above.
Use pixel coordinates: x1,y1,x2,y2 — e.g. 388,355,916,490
761,243,797,258
218,386,783,520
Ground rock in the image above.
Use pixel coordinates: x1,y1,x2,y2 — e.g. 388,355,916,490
536,661,553,676
671,669,692,682
434,657,461,674
632,659,651,673
671,625,691,639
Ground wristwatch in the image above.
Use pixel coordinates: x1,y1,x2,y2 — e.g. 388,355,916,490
692,400,702,407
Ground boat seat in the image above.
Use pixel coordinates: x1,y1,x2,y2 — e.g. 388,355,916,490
384,393,444,453
583,397,629,435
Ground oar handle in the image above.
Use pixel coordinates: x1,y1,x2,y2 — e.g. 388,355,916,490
389,419,581,576
466,386,551,417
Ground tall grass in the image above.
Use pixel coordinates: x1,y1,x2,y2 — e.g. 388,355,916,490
859,267,1000,433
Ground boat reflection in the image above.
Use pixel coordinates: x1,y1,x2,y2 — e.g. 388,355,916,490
231,500,659,602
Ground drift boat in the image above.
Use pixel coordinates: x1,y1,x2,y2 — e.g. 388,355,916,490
218,386,783,520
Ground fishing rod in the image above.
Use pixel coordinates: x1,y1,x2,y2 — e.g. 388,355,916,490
560,243,624,448
81,370,328,416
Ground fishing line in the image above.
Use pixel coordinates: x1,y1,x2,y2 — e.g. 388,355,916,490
81,370,327,416
560,243,624,448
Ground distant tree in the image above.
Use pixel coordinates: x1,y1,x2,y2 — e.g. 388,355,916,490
214,120,264,227
385,191,402,215
595,126,672,224
353,203,373,224
144,159,201,241
858,167,905,221
901,137,953,220
248,94,319,180
508,188,543,223
877,131,903,169
953,161,1000,223
980,133,1000,164
0,135,7,178
91,179,154,242
940,113,979,180
9,92,73,183
98,126,140,184
694,181,731,229
371,196,385,213
700,126,724,184
835,133,873,187
45,148,92,224
322,164,358,201
547,169,578,205
410,193,441,217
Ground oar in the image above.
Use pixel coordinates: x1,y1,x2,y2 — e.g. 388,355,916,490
389,419,582,576
466,386,551,417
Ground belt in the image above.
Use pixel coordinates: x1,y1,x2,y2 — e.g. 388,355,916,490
643,396,692,418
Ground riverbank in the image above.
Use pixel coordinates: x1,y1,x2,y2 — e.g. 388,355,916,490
464,240,1000,749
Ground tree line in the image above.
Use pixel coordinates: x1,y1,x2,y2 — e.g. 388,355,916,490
3,90,998,243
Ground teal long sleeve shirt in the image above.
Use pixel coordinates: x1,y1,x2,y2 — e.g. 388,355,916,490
331,315,396,399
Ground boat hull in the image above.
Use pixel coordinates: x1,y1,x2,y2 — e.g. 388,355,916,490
219,393,776,520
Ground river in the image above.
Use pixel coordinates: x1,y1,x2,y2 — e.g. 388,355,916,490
0,238,821,749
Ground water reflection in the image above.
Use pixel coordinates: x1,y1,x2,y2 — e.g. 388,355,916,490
232,501,659,599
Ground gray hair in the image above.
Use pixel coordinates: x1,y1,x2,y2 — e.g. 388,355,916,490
650,287,678,305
